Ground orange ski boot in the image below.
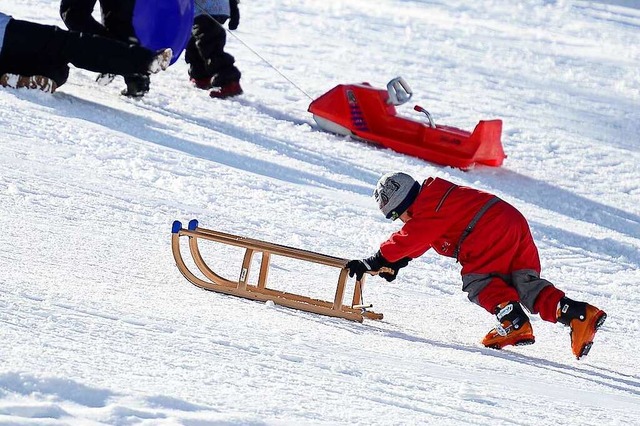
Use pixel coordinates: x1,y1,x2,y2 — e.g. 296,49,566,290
482,301,535,349
557,297,607,359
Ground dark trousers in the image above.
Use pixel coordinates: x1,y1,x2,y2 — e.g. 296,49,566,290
0,19,154,88
59,0,146,91
60,0,137,41
185,14,240,85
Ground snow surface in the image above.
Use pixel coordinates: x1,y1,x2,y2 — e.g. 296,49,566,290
1,0,639,424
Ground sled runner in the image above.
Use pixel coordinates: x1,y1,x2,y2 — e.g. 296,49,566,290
308,77,506,169
171,220,383,322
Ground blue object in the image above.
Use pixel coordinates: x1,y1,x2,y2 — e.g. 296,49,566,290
133,0,194,65
172,220,183,233
0,12,11,51
188,219,199,231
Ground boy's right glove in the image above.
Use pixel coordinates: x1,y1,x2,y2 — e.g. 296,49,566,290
229,0,240,30
378,257,412,282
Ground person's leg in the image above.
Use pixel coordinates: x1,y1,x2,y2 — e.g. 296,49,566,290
101,0,137,42
0,19,71,87
462,201,563,322
511,230,607,359
497,205,606,358
100,1,156,97
460,203,536,349
463,274,518,313
463,273,535,349
191,15,241,87
63,32,156,75
460,204,524,313
60,0,110,37
507,213,565,322
185,31,212,88
2,19,159,80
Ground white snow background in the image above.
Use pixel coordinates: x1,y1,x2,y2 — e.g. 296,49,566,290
1,0,639,424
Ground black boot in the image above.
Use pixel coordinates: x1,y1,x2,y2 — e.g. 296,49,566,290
121,74,150,97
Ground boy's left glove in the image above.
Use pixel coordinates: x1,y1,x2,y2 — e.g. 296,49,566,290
229,0,240,30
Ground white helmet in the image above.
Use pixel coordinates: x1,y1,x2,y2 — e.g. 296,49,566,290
373,172,420,220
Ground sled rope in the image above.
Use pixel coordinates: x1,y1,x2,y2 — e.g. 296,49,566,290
195,0,314,101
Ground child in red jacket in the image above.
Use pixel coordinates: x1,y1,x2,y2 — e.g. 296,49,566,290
347,172,607,359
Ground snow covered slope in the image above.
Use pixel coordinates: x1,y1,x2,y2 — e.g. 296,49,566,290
1,0,639,424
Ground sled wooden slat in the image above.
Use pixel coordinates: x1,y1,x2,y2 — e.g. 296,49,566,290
352,280,363,307
188,227,347,267
257,252,270,289
332,268,348,311
239,248,254,290
171,220,383,322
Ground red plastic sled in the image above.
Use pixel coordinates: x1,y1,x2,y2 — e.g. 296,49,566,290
308,78,506,169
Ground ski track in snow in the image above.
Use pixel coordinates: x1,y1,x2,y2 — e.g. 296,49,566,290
1,0,639,424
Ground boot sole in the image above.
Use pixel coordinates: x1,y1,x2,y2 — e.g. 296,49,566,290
576,312,607,359
486,337,535,350
209,91,243,99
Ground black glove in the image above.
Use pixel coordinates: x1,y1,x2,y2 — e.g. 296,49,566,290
229,0,240,30
378,257,412,282
345,260,369,281
346,251,386,281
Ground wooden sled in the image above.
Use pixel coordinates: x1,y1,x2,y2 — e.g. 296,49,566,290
171,219,383,323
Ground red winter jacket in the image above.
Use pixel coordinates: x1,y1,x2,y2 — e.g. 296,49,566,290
379,177,534,273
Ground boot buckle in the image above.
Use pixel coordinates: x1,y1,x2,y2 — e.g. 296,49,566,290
496,323,510,337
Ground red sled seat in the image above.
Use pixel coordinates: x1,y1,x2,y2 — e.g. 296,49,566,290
308,78,506,169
